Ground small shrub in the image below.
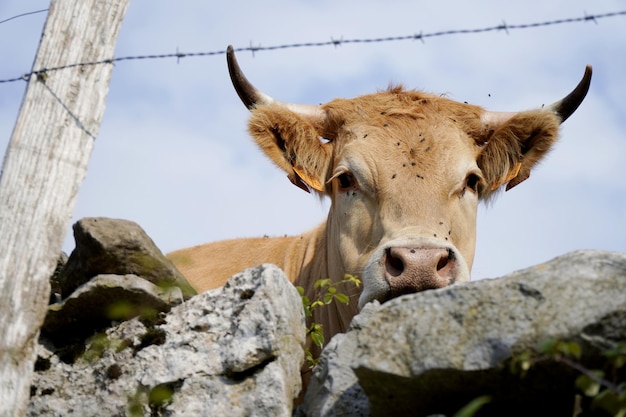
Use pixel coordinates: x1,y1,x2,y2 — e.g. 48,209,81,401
510,338,626,416
296,274,361,368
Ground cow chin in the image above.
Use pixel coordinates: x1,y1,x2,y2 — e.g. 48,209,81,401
358,236,471,309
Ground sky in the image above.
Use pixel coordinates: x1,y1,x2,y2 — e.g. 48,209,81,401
0,1,625,281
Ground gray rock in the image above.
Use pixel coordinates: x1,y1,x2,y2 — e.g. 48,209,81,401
49,252,68,304
28,264,305,417
58,217,196,299
298,302,381,417
303,250,626,417
42,274,183,347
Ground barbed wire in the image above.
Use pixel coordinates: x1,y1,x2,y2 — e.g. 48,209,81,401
39,79,96,140
0,8,48,25
2,9,624,142
0,9,624,85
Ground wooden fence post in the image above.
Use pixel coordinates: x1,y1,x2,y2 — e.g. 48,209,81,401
0,1,129,415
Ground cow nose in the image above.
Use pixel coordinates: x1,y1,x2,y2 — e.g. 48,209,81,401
384,246,457,298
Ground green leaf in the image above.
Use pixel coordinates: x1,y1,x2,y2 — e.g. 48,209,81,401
613,355,626,369
591,389,626,416
305,350,316,366
537,338,558,355
344,274,361,287
453,395,491,417
149,383,174,407
301,275,362,361
576,373,602,397
556,341,582,359
565,341,582,359
323,293,333,304
296,286,305,296
604,343,626,369
311,330,325,348
334,293,350,304
604,344,624,357
307,323,320,335
314,279,331,289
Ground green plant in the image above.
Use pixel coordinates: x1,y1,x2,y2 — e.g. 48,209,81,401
510,338,626,416
296,274,361,368
453,395,492,417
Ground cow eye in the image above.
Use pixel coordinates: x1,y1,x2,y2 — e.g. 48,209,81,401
337,172,356,190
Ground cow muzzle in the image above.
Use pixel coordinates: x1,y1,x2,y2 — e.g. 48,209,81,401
358,238,470,309
384,246,457,297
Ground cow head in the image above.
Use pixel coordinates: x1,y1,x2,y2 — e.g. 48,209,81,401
227,46,591,309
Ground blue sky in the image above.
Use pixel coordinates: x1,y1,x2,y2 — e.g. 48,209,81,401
1,1,624,280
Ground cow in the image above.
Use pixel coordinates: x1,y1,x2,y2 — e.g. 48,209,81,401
168,46,591,353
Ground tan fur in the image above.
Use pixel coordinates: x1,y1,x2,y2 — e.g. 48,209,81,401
478,110,561,193
248,106,332,192
168,226,326,291
169,86,564,360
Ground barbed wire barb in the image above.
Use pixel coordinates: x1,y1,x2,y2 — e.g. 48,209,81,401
584,11,598,24
249,41,261,58
175,47,184,64
500,20,509,35
0,10,625,85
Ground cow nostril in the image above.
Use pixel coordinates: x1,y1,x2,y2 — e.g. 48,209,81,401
436,249,454,271
385,248,404,277
436,249,456,284
436,256,448,271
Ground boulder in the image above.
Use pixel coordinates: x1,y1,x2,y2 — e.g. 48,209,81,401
58,217,196,299
42,274,183,347
302,250,626,417
29,264,305,417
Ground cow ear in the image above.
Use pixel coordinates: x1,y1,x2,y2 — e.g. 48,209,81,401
248,104,332,194
477,110,561,197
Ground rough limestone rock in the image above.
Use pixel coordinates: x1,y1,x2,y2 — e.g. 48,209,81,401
49,252,68,304
303,250,626,417
42,274,183,346
29,264,305,417
58,217,196,299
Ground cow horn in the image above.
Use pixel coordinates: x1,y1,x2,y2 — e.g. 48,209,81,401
480,65,592,128
226,45,325,120
227,45,274,109
544,65,592,123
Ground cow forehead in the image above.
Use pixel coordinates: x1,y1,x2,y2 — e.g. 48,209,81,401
333,109,482,181
322,87,484,135
323,88,484,166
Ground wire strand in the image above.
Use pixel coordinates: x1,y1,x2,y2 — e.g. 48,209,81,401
39,79,96,140
0,10,624,85
0,8,48,25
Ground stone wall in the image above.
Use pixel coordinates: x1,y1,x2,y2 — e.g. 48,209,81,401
30,264,304,417
29,218,626,416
